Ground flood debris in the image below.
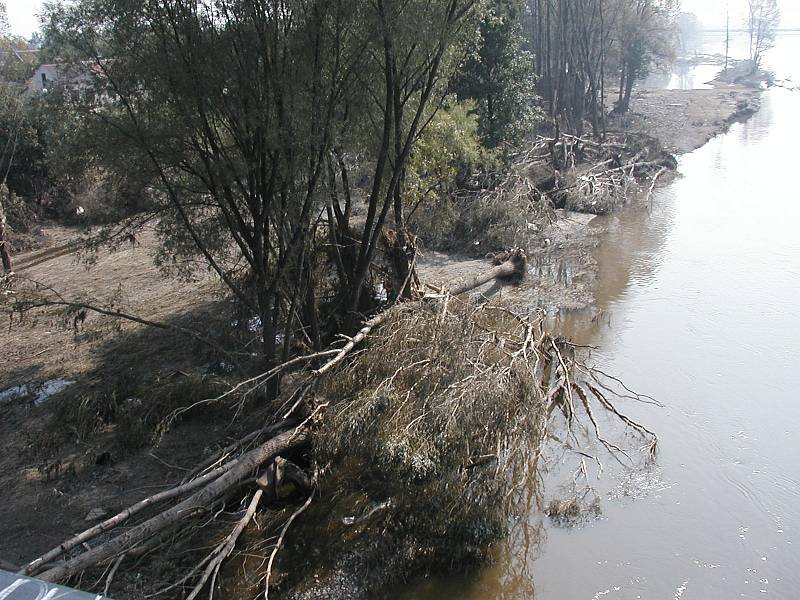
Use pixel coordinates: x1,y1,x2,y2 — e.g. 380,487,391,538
0,379,75,406
546,495,602,527
7,249,659,600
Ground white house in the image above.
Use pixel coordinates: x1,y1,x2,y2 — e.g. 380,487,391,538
25,62,102,96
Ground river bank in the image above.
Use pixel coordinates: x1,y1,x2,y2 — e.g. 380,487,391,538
277,72,771,598
399,30,800,599
0,72,766,598
419,70,764,316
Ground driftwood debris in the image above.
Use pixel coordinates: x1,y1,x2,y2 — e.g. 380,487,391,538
316,249,526,376
28,426,310,583
20,251,529,595
20,248,657,599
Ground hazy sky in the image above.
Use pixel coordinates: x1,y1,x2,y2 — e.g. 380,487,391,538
677,0,798,29
6,0,43,38
5,0,800,37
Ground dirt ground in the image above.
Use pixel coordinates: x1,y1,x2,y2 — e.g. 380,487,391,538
611,82,761,155
0,77,766,595
418,209,601,312
0,227,251,579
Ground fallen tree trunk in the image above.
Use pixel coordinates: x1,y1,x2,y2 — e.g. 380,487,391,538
447,250,527,296
38,426,310,583
22,421,295,577
23,461,236,577
315,250,526,377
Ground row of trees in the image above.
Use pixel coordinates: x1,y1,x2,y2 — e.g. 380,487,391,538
524,0,678,135
4,0,686,363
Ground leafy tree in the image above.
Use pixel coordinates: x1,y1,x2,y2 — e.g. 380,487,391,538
405,98,497,246
0,4,48,205
611,0,677,114
44,0,484,364
455,0,540,147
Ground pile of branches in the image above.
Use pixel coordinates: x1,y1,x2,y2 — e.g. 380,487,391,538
496,131,677,217
418,128,676,255
452,148,558,250
14,251,657,599
554,132,677,214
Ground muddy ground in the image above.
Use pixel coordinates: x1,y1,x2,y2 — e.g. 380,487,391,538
0,78,765,596
612,81,761,155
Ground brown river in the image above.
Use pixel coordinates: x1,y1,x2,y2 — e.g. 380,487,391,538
395,32,800,600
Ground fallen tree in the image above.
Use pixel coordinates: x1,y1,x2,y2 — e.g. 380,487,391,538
425,130,677,254
18,249,656,599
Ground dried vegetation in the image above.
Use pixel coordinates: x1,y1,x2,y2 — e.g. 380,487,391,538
419,130,676,254
3,249,658,599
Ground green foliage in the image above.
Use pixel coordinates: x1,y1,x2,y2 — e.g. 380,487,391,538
455,0,541,147
0,92,48,201
407,98,498,247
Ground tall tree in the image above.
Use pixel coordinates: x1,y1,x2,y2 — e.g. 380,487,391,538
747,0,780,71
611,0,677,114
45,0,482,364
524,0,677,130
454,0,539,147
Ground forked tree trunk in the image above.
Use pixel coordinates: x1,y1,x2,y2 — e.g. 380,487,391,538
0,189,12,273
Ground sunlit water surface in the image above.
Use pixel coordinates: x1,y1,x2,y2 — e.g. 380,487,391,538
394,32,800,600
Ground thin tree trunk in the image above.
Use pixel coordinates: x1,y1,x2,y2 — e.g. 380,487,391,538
0,193,11,273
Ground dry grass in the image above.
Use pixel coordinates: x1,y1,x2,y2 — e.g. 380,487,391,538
0,225,263,574
315,299,551,568
2,225,219,390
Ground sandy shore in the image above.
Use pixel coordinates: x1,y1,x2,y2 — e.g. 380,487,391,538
614,82,761,155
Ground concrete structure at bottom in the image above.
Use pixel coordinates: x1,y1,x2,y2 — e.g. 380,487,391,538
0,570,110,599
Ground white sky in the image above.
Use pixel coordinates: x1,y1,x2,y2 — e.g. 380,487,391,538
6,0,44,38
4,0,800,38
681,0,800,29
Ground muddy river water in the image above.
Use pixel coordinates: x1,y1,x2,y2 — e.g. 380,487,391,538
395,32,800,600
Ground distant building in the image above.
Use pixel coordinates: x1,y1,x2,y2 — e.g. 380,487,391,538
26,62,98,96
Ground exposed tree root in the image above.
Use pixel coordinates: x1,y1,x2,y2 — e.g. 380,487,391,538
22,249,657,598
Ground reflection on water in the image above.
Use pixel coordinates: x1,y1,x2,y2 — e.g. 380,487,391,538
643,62,719,90
394,32,800,600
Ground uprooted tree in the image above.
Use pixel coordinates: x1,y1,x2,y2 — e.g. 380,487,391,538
1,0,668,596
16,252,658,598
